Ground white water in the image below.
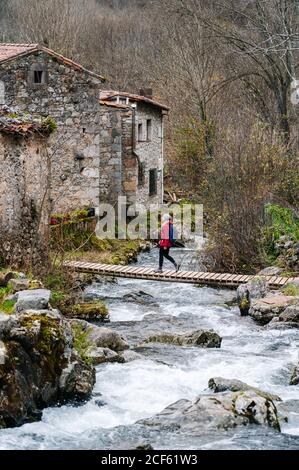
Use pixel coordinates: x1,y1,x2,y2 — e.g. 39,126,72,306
0,248,299,449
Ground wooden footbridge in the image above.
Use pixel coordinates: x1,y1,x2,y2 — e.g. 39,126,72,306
63,260,296,289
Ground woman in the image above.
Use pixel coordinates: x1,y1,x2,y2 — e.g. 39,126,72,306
155,214,178,273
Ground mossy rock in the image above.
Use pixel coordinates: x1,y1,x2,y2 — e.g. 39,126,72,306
29,280,44,290
66,301,109,321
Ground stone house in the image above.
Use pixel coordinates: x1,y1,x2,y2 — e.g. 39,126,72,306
0,43,104,218
0,43,168,246
100,90,169,209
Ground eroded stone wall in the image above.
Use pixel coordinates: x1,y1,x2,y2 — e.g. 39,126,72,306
0,133,50,268
121,110,138,206
0,51,102,214
134,103,163,208
99,105,124,205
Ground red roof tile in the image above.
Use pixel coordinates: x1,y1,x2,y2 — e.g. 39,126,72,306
0,121,42,135
100,90,169,111
100,99,129,109
0,106,54,136
0,43,105,82
0,43,38,62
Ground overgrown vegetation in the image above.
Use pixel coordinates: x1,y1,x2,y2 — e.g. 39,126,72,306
265,205,299,242
0,298,16,314
282,284,299,297
72,323,93,366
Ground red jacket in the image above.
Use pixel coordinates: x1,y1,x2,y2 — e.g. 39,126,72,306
159,221,174,248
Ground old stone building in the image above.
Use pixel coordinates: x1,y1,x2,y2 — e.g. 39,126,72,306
100,90,169,208
0,43,168,256
0,43,104,217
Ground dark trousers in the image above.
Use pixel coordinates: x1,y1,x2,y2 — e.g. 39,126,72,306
159,247,176,269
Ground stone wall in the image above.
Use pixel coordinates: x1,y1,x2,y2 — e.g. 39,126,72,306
0,50,102,214
121,110,138,206
99,104,124,205
98,101,164,211
0,133,50,268
134,102,164,208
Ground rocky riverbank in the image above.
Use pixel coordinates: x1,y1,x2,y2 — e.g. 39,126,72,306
1,250,299,449
237,270,299,388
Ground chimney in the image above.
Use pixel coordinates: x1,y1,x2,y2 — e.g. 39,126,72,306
139,88,153,99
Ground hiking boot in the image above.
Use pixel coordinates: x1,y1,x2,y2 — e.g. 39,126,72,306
154,268,163,273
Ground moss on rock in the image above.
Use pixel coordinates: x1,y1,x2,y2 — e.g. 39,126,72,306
65,301,109,321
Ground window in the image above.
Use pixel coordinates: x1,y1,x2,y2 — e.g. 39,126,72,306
29,63,48,87
119,97,128,105
149,169,157,196
146,119,152,141
34,70,44,84
138,123,143,141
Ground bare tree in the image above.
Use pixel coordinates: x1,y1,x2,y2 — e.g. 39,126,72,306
6,0,99,63
176,0,299,142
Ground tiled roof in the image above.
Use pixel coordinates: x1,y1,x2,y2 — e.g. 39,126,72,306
0,43,38,62
100,99,129,109
0,106,52,136
100,90,169,111
0,43,105,82
0,120,42,135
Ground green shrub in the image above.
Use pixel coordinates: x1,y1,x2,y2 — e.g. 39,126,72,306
0,285,13,302
0,298,16,314
72,323,93,366
265,204,299,241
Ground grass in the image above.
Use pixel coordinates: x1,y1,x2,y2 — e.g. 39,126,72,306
72,323,93,366
66,238,143,265
282,284,299,296
0,285,13,302
0,298,16,314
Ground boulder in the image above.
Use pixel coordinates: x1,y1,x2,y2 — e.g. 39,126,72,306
8,278,44,294
249,294,299,325
64,301,109,321
237,277,268,316
14,289,51,313
88,326,130,352
121,350,143,362
290,363,299,386
0,309,95,429
0,271,15,287
258,267,283,277
123,291,157,305
208,377,281,401
144,329,222,348
9,278,30,292
86,347,124,365
139,390,280,432
59,351,95,400
70,319,130,352
279,305,299,323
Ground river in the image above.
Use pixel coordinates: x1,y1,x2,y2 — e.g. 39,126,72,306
0,247,299,450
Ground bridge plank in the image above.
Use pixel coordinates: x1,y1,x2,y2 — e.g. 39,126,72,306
221,274,232,281
189,272,200,279
62,261,291,289
195,272,207,279
203,273,215,280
